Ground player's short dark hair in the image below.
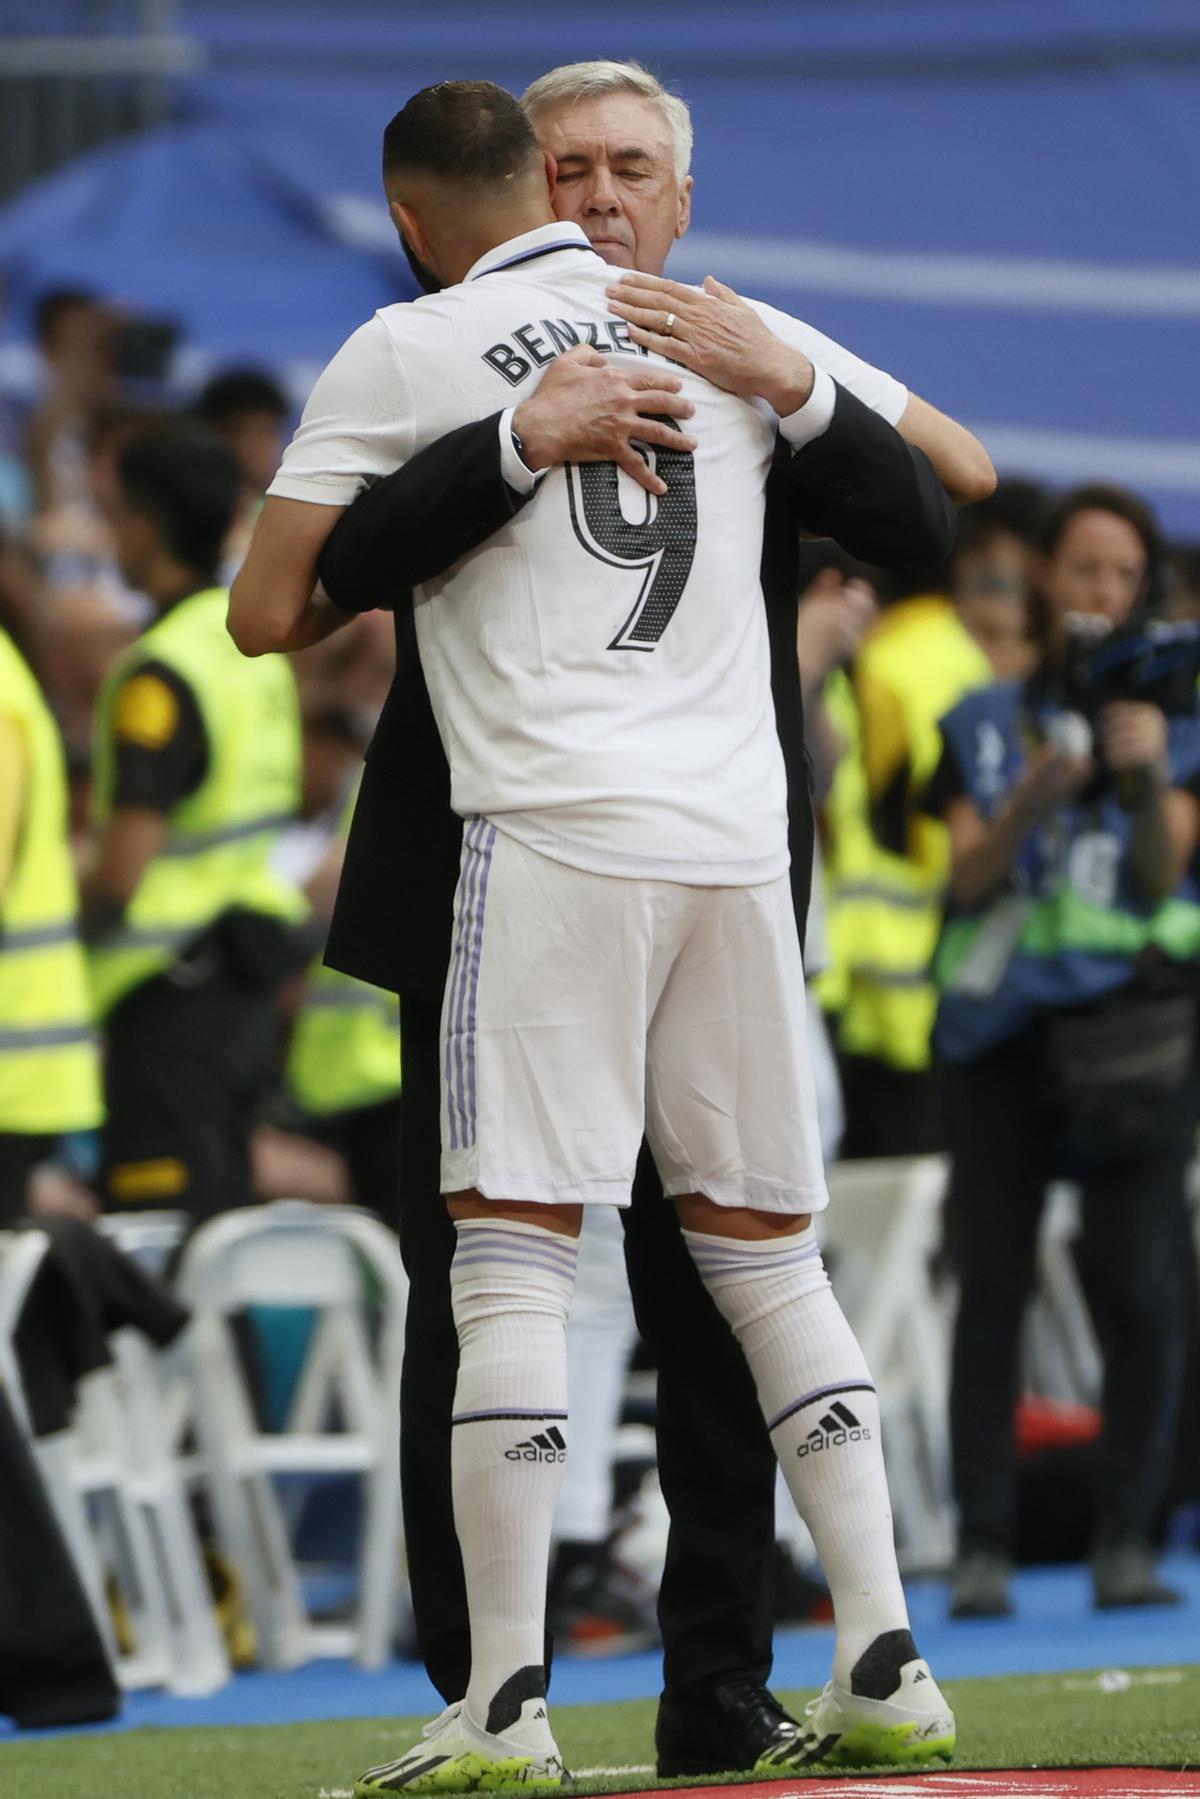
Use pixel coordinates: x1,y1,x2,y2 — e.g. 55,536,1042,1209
382,81,541,188
1039,481,1163,570
195,367,289,426
117,423,241,579
34,286,100,348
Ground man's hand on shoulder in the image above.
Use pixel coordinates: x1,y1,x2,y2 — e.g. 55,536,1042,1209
513,345,697,498
607,272,816,417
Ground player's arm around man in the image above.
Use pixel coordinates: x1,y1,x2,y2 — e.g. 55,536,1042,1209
227,345,695,657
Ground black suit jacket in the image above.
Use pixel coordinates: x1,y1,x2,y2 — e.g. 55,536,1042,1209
319,385,956,1000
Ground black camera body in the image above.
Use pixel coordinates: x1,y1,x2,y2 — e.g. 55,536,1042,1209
1061,614,1200,722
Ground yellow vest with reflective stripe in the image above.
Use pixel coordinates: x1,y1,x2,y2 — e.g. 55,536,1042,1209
0,630,103,1130
822,598,992,1071
286,789,401,1118
89,587,306,1016
287,961,401,1118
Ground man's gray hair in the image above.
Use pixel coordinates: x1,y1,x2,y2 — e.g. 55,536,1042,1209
521,60,693,181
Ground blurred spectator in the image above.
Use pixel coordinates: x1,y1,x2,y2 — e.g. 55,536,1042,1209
195,368,289,498
1165,543,1200,622
926,482,1200,1616
195,367,290,572
0,624,103,1224
795,561,879,1162
27,585,139,774
950,479,1045,682
0,523,43,656
821,561,993,1157
0,273,34,526
25,289,116,520
80,422,310,1224
35,405,163,612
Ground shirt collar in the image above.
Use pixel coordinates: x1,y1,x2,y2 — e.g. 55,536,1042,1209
464,222,597,283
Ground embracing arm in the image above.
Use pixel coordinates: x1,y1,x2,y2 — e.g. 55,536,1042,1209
229,315,417,657
894,393,995,509
777,383,958,569
228,497,352,657
317,345,697,615
608,270,995,508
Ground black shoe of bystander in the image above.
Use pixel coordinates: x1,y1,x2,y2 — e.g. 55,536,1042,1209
656,1679,804,1777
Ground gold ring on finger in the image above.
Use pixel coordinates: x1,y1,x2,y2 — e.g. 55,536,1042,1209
663,312,677,336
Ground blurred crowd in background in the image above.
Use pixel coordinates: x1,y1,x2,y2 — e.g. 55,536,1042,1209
3,276,1200,1658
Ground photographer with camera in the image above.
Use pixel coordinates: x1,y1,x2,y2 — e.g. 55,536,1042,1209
924,484,1200,1619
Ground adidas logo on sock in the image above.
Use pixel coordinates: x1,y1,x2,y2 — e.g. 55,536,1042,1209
796,1399,871,1458
505,1426,567,1463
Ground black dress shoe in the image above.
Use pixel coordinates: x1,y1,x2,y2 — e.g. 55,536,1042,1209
656,1678,804,1777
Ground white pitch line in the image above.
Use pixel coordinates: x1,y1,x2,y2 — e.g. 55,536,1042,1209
575,1764,655,1778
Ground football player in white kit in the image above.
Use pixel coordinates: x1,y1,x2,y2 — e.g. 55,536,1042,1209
233,80,956,1794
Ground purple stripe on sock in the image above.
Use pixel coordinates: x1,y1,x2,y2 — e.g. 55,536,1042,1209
457,1228,579,1263
453,1252,579,1280
693,1249,820,1279
452,1407,569,1425
455,1237,579,1267
462,823,496,1144
766,1380,876,1434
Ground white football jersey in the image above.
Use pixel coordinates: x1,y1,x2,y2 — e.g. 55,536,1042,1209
270,222,907,884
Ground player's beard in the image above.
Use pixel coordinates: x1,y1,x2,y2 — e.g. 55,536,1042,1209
401,233,442,294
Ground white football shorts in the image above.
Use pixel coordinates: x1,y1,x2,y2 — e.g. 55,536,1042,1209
439,820,828,1214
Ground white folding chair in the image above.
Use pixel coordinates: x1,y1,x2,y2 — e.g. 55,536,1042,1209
0,1227,197,1690
175,1201,407,1669
820,1155,955,1571
97,1210,188,1278
0,1228,52,1436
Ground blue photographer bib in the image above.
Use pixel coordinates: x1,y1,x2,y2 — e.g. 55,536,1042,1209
933,681,1200,1062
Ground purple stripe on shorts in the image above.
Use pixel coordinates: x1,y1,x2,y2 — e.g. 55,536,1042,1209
442,821,475,1151
766,1380,875,1434
452,820,491,1148
457,819,491,1148
462,822,497,1146
444,819,485,1151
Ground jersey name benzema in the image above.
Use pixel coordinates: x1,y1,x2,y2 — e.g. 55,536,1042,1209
270,224,906,884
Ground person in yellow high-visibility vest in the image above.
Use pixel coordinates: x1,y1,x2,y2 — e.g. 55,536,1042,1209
824,572,993,1155
285,776,402,1229
0,626,102,1221
81,423,309,1222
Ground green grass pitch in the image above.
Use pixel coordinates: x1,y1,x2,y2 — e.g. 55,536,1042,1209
3,1667,1198,1799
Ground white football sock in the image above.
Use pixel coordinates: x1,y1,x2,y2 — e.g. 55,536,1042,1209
450,1217,577,1745
684,1224,910,1687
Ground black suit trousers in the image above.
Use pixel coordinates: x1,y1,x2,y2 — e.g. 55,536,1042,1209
397,996,777,1704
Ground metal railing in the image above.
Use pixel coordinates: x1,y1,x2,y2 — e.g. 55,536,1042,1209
0,2,204,203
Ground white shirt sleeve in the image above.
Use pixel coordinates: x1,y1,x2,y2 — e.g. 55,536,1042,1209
267,315,418,506
498,407,548,496
775,363,837,451
745,297,909,428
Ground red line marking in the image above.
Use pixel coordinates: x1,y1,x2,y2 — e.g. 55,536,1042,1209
649,1772,1200,1799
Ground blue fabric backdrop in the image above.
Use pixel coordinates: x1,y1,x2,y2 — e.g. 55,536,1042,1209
1,2,1197,529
